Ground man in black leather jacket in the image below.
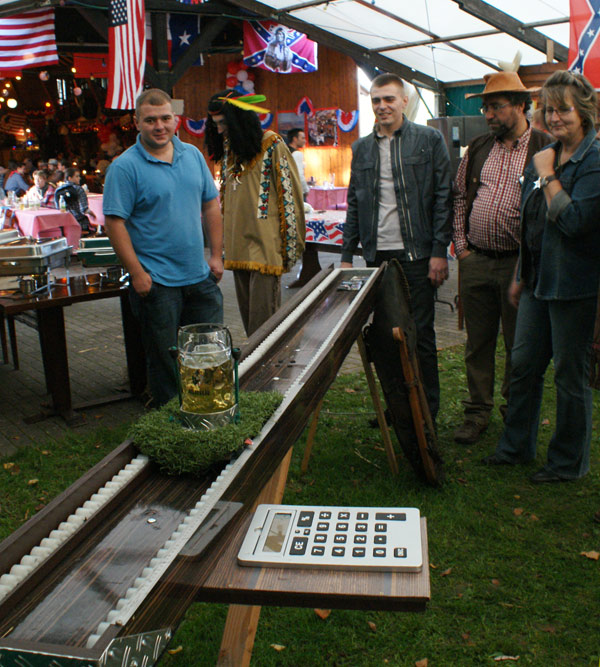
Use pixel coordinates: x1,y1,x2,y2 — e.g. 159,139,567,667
341,73,452,418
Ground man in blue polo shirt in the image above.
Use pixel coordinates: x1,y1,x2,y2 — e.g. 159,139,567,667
104,88,224,408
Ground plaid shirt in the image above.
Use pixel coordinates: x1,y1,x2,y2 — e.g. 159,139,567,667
453,127,532,256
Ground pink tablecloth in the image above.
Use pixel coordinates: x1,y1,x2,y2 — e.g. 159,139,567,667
86,194,105,231
307,187,348,210
14,207,82,248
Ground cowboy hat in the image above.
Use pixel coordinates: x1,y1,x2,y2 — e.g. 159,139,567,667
465,71,539,99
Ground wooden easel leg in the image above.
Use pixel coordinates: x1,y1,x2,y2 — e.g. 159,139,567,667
356,333,399,475
393,327,438,485
300,397,325,473
217,448,294,666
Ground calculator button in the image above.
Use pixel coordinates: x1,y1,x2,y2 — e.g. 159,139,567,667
314,533,327,543
394,547,407,558
303,529,311,536
357,512,369,520
334,534,347,543
336,522,349,531
290,538,308,556
354,534,367,544
376,512,406,521
352,547,366,557
319,511,331,520
374,523,387,532
374,535,386,544
332,547,345,557
373,547,386,557
355,523,368,532
298,511,315,527
317,522,329,531
311,546,325,556
338,511,350,520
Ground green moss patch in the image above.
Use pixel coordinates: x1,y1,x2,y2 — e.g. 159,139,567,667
130,391,283,476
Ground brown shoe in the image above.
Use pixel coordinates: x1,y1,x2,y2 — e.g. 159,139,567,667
454,420,487,445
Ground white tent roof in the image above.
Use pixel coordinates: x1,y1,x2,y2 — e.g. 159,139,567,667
229,0,570,89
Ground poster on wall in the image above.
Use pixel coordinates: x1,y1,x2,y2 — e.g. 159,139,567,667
277,111,306,142
307,108,338,147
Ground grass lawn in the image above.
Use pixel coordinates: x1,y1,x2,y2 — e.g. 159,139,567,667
1,346,599,666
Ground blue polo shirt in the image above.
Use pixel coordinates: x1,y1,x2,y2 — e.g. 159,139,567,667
103,134,218,287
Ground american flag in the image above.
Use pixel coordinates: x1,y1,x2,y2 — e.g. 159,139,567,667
0,9,58,70
106,0,146,110
305,216,344,244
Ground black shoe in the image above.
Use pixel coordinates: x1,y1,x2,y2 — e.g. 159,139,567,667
454,420,487,445
369,408,391,428
481,453,515,466
529,468,569,484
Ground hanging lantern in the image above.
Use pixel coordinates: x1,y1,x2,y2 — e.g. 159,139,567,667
7,98,17,109
73,86,82,96
39,71,49,81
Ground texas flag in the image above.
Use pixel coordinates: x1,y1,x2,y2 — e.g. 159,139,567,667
568,0,600,87
243,20,317,74
145,13,203,68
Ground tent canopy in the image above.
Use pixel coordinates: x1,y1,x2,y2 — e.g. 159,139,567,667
227,0,569,90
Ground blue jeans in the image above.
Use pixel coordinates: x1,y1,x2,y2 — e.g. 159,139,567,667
367,252,439,418
495,288,595,478
129,275,224,407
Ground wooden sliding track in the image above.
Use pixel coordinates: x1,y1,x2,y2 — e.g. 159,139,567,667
0,266,383,667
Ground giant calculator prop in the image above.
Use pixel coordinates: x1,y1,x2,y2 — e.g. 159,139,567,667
238,505,422,572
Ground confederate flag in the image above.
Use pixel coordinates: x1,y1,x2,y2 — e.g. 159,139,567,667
243,20,317,74
568,0,600,87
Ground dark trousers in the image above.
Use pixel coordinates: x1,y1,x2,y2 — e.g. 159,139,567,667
459,252,518,424
129,275,224,407
496,289,595,478
367,251,440,419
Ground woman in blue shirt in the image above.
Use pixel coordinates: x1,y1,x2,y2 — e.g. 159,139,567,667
483,70,600,482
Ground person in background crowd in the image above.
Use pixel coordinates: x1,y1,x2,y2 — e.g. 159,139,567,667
341,72,452,420
287,128,309,201
0,165,7,191
205,89,305,336
482,70,600,483
4,163,30,196
54,167,96,232
27,170,55,206
104,88,224,408
47,159,58,173
452,71,552,445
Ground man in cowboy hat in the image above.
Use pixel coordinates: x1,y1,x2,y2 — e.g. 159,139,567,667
453,71,552,445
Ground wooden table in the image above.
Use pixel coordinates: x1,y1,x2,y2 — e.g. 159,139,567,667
291,210,358,288
14,207,82,248
0,274,145,424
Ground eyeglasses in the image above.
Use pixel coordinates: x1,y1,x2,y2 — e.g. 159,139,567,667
480,102,511,114
544,106,575,118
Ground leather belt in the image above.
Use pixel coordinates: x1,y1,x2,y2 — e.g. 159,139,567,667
467,243,519,259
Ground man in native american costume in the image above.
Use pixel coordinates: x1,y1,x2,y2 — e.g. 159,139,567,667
206,90,305,336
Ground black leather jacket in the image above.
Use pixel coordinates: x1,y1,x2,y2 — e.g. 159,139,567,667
342,117,452,263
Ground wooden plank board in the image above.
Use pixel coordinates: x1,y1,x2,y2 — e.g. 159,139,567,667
196,518,430,613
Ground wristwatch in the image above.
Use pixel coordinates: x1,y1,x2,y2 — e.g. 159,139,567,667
539,174,558,188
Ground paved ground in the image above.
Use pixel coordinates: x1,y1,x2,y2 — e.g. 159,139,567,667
0,252,465,457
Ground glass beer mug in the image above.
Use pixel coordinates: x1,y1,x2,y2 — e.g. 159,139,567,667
177,323,238,430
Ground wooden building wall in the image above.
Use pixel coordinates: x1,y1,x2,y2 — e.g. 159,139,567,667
173,45,359,186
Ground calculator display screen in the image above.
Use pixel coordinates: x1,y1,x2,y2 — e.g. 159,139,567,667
263,512,292,553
